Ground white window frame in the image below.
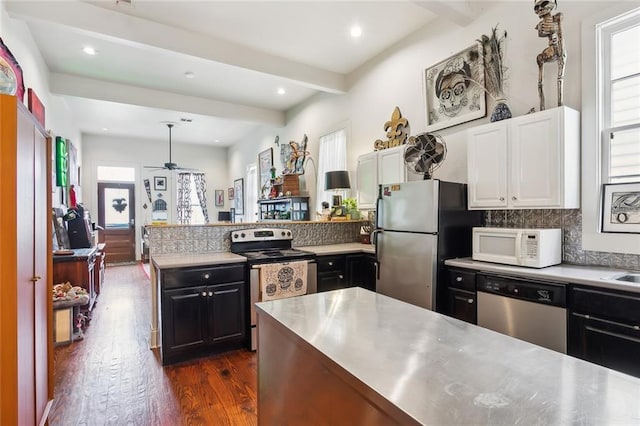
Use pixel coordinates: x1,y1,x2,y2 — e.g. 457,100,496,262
582,4,640,255
245,163,258,223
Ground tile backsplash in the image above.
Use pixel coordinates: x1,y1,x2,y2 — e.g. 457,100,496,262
484,209,640,270
148,221,364,257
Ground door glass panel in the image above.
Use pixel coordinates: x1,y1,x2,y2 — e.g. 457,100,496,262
104,188,130,228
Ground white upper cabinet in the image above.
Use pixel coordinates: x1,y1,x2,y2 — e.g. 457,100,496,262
356,151,378,210
467,106,580,210
356,145,407,209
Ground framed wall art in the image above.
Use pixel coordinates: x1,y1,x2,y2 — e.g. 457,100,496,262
228,187,234,200
601,182,640,234
233,178,244,215
0,37,24,102
258,147,273,190
215,189,224,207
154,176,167,191
424,41,486,132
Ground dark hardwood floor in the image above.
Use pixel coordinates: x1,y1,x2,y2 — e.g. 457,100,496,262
50,263,258,425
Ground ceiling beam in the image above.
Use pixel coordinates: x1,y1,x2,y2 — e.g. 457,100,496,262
412,1,476,26
7,0,347,94
50,73,286,126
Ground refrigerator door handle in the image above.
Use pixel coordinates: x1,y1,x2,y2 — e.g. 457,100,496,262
372,229,382,278
375,193,382,229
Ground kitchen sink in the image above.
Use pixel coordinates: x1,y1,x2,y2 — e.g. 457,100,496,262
607,273,640,283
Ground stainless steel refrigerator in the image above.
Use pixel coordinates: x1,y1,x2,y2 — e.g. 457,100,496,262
374,180,483,311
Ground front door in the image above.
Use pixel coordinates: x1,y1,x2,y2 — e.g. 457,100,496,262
98,182,136,263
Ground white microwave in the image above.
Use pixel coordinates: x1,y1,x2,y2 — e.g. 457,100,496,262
472,227,562,268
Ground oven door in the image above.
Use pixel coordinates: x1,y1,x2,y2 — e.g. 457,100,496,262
249,261,317,350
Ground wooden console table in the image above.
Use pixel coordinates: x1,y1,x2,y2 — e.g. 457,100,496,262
53,247,99,311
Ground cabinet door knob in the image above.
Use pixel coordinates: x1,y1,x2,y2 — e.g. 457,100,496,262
201,291,207,297
634,325,639,330
208,291,214,297
512,196,517,201
456,276,463,282
338,275,344,280
467,299,474,304
499,197,505,201
30,275,42,283
204,273,210,279
328,261,333,266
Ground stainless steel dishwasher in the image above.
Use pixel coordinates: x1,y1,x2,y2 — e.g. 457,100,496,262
477,274,567,353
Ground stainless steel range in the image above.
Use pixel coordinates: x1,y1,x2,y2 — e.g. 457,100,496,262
231,228,317,350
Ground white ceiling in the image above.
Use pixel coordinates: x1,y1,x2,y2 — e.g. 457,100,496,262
6,0,476,146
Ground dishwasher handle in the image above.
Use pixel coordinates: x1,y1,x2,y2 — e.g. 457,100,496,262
477,274,566,308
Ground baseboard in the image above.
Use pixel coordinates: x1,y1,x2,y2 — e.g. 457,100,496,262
150,326,159,349
39,399,53,426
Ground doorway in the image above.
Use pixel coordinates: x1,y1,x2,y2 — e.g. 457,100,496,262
98,182,136,263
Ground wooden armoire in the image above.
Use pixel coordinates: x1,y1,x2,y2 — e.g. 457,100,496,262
0,94,53,425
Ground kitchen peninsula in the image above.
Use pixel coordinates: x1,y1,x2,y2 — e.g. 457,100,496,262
147,220,368,348
256,287,640,425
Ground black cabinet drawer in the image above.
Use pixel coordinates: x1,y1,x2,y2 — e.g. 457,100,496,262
447,268,476,291
162,264,245,289
568,312,640,378
571,286,640,324
317,255,346,273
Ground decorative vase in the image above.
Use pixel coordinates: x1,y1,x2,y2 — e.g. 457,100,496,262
490,98,512,122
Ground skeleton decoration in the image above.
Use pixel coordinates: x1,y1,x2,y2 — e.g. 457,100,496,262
534,0,566,111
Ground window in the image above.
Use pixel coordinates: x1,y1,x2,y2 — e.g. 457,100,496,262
245,163,258,222
316,128,348,212
97,166,135,182
582,4,640,254
599,11,640,184
176,173,207,225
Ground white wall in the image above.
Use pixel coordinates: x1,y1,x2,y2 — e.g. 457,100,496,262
1,3,82,205
82,134,229,258
228,1,606,216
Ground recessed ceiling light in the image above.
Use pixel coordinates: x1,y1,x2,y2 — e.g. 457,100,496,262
184,71,195,79
277,87,286,95
350,25,362,38
82,46,97,55
215,139,220,143
102,127,108,131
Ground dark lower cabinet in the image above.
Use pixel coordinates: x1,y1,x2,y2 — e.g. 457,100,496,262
442,267,477,324
160,265,246,365
568,286,640,378
318,253,376,293
361,255,377,292
317,255,348,292
446,287,477,324
163,286,208,353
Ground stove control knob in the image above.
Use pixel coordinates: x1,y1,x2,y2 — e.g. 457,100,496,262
287,231,291,237
281,231,286,236
241,233,246,238
233,233,238,239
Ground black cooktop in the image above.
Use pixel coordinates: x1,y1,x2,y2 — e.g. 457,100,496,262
237,248,315,263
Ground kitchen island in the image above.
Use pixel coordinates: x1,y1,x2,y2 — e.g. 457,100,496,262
256,287,640,425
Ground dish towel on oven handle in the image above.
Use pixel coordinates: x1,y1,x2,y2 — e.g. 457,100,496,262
258,260,308,302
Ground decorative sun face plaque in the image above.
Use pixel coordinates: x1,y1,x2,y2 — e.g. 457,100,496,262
424,41,486,132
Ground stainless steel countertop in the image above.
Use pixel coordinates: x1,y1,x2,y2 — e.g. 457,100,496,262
256,287,640,425
151,252,246,269
445,257,640,293
301,242,375,255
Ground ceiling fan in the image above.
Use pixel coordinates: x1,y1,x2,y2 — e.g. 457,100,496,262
144,123,195,171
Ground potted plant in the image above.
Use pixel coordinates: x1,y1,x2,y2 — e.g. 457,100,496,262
343,198,359,220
